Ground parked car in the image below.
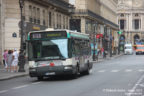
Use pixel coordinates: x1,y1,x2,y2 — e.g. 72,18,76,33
124,44,133,55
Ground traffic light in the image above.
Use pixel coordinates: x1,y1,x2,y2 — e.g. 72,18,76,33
117,30,123,34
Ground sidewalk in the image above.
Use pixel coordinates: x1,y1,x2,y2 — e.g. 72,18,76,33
0,53,123,81
92,53,124,63
0,64,29,81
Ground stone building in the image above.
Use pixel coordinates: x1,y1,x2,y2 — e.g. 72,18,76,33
117,0,144,45
0,0,72,63
70,0,119,56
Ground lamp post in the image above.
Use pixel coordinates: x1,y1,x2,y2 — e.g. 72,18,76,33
18,0,25,72
109,28,112,57
93,23,97,61
103,24,106,58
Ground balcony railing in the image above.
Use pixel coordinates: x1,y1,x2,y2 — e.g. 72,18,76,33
33,0,72,13
47,0,70,9
74,9,119,29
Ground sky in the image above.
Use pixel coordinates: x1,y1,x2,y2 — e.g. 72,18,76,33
69,0,75,4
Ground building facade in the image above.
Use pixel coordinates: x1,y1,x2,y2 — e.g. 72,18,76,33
70,0,119,56
100,0,119,55
117,0,144,45
0,0,72,63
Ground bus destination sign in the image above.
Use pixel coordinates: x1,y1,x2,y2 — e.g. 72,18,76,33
30,31,67,39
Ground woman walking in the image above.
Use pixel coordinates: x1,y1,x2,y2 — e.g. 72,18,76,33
3,50,8,69
6,50,13,72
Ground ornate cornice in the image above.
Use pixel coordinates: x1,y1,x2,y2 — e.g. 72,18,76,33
27,0,73,15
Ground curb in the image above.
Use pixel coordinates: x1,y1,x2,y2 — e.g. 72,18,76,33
0,72,29,81
107,53,124,60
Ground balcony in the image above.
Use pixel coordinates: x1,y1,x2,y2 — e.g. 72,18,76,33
47,0,70,9
74,9,119,29
31,0,73,14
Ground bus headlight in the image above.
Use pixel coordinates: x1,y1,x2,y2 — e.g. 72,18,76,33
62,59,72,66
64,66,73,70
29,61,37,68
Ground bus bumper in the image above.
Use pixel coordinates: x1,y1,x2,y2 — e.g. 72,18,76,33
29,65,76,77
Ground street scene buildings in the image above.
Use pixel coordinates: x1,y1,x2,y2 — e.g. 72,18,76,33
1,0,144,96
71,0,119,57
117,0,144,45
0,0,72,62
0,0,119,63
0,0,144,63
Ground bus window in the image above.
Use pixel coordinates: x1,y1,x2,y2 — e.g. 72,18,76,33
71,39,81,56
68,39,72,58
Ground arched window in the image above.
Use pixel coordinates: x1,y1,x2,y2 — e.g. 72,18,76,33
120,14,124,17
135,13,139,17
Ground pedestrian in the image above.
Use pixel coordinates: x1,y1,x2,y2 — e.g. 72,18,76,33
6,50,13,72
97,48,100,56
101,47,104,56
12,48,19,72
103,50,107,59
2,50,8,69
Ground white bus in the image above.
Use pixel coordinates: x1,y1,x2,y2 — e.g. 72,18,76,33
27,29,93,80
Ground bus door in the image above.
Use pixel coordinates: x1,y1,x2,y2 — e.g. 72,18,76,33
73,39,85,70
79,40,85,69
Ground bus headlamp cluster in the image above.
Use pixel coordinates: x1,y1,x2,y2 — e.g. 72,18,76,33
64,66,72,70
29,61,37,68
62,59,72,66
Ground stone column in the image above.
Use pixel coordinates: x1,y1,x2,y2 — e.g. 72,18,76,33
81,18,86,33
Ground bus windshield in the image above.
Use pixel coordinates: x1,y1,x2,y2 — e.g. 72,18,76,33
28,39,68,60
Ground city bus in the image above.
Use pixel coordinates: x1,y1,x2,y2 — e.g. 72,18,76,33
135,45,144,55
27,29,93,80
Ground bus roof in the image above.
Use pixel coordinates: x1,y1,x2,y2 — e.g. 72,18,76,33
28,29,89,40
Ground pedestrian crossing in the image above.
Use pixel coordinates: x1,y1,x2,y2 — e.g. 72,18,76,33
95,69,144,73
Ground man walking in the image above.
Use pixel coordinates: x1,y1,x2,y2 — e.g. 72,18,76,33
12,49,19,72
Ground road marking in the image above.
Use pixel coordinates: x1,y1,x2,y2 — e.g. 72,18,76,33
138,69,144,72
98,70,106,73
111,70,119,72
97,69,144,73
12,85,29,90
125,69,132,72
32,82,41,85
125,75,144,96
138,83,144,87
0,90,8,94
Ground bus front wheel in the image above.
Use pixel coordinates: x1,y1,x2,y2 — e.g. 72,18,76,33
37,76,44,81
72,66,79,79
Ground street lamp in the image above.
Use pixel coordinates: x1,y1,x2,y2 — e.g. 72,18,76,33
93,22,97,61
109,28,112,57
103,24,106,58
18,0,25,72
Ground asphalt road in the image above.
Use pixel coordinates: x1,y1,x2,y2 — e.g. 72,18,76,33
0,54,144,96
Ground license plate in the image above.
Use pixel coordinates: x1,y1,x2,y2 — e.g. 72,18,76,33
45,72,55,75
